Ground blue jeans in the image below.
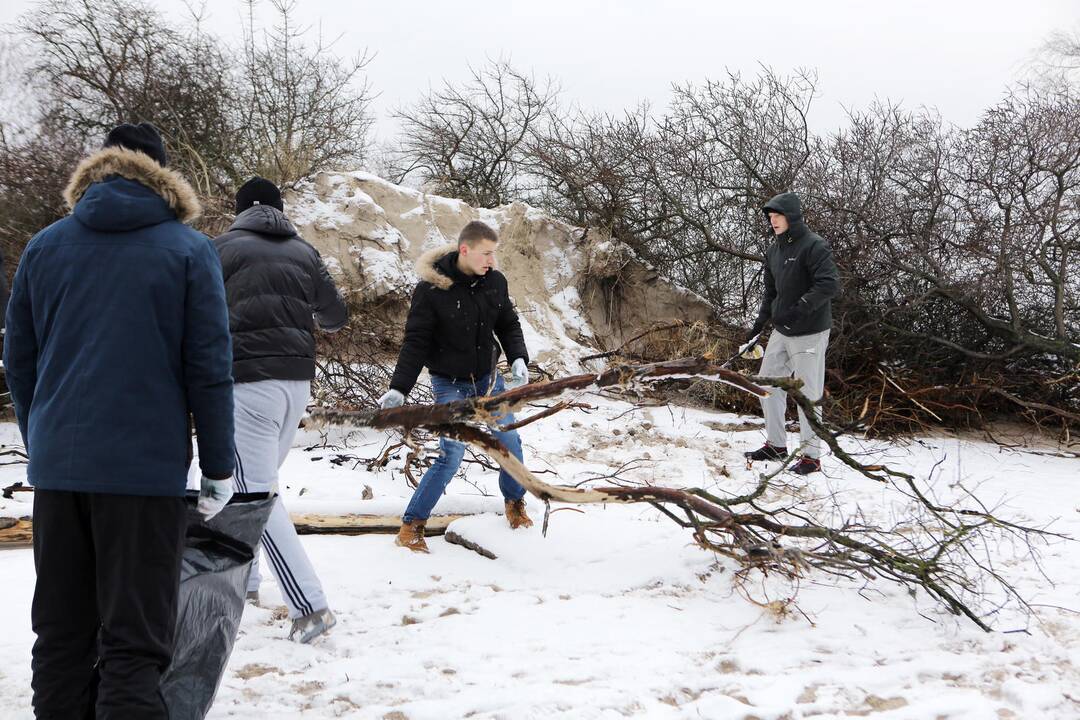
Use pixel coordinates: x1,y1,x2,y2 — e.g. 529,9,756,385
402,373,526,523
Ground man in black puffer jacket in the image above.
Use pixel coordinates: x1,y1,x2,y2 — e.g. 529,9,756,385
744,191,839,475
379,220,533,553
216,179,347,381
214,177,347,643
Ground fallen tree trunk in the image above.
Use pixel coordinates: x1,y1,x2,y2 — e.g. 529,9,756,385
307,355,1056,632
311,356,768,434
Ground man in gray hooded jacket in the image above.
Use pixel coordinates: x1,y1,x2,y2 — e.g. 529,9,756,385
744,192,839,475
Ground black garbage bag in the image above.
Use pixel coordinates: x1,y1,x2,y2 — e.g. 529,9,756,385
161,492,275,720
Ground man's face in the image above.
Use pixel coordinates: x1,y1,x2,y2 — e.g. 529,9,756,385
459,239,498,275
768,211,789,235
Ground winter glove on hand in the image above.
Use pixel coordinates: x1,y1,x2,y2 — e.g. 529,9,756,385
738,332,763,357
198,476,234,520
745,322,765,345
378,389,405,409
507,358,529,390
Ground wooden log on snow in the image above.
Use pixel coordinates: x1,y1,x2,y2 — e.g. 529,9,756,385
290,513,469,536
0,513,478,548
0,517,33,548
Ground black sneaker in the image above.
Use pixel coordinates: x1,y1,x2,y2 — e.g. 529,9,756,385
744,443,787,462
791,456,821,475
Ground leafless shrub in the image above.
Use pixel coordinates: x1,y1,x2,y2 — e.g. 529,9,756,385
234,0,374,188
2,0,374,240
389,58,557,207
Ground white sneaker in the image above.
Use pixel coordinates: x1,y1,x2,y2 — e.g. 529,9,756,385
288,608,337,644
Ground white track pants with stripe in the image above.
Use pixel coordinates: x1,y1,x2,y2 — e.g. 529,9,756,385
233,379,327,619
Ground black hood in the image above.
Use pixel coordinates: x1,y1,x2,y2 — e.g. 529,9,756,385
763,192,808,239
229,205,296,238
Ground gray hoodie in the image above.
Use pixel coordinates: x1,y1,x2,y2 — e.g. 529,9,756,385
754,192,839,337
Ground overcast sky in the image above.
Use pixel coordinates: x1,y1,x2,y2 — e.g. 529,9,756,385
2,0,1077,144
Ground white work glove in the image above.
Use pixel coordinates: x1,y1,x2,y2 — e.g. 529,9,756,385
506,358,529,390
736,339,764,360
197,475,234,520
378,389,405,409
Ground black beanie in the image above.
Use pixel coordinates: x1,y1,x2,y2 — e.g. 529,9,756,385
103,122,168,166
235,177,283,213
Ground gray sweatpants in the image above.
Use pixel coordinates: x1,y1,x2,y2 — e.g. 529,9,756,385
234,379,327,619
758,329,830,458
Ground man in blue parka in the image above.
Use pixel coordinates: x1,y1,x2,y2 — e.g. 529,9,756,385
4,123,236,719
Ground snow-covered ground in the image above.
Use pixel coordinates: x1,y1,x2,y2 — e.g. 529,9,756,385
0,396,1077,719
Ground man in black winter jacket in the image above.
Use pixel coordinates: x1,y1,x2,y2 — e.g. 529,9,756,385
744,192,839,475
214,177,347,643
379,220,533,552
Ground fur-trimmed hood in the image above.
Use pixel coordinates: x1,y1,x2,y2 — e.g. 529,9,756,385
414,244,458,290
63,146,201,225
391,243,525,396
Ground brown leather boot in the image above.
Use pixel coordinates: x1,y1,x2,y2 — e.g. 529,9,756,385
395,520,430,553
505,499,534,529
